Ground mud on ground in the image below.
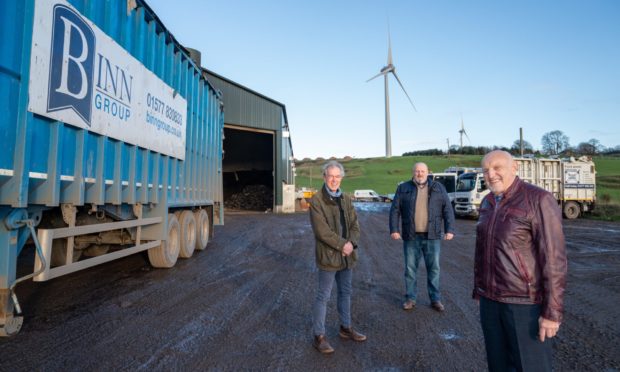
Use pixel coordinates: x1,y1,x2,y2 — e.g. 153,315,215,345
1,204,619,370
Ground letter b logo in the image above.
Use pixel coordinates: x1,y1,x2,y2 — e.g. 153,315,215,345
47,5,95,126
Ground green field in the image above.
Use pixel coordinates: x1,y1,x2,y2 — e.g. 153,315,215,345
295,155,481,194
295,155,620,220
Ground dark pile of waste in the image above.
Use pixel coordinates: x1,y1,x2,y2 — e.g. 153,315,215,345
225,185,273,211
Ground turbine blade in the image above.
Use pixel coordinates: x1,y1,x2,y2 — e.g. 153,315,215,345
387,25,393,65
366,71,384,82
391,71,417,111
460,115,470,142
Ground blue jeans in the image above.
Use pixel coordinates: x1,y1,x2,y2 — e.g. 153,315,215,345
312,268,352,336
480,297,553,372
403,236,441,302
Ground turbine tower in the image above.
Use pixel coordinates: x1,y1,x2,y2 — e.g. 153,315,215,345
458,115,470,149
367,28,416,157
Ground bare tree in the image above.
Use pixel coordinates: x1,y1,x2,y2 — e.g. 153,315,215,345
576,142,596,155
576,138,604,155
541,130,570,155
511,139,534,154
587,138,604,153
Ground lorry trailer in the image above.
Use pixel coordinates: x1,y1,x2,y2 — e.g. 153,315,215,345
453,157,596,219
1,0,224,336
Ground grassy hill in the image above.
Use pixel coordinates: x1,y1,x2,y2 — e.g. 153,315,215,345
295,155,620,220
295,155,481,194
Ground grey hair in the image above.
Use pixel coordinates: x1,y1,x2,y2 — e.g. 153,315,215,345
412,162,428,172
322,160,345,177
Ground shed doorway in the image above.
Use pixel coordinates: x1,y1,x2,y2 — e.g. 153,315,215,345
222,126,274,211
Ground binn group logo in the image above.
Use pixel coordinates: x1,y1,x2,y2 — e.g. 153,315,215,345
47,4,95,126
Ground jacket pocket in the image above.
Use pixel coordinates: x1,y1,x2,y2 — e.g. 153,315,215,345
319,247,343,269
491,243,532,298
434,216,442,236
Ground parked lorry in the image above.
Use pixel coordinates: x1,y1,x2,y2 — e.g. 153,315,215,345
429,173,458,206
453,157,596,219
442,166,481,176
429,167,481,206
1,0,224,336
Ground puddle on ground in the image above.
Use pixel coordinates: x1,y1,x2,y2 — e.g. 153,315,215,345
439,330,461,341
353,202,391,212
564,225,620,234
568,244,620,255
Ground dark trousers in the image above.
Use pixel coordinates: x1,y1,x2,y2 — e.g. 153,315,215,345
479,297,553,372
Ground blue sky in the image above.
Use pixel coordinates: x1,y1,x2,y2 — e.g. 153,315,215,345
147,0,619,159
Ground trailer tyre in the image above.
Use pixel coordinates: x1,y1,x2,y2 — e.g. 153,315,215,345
178,210,197,258
148,214,180,268
563,201,580,219
194,209,210,251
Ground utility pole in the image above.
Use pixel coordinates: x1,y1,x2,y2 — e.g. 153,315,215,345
519,127,524,156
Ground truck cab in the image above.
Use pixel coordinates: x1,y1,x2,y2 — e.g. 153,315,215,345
454,172,490,218
428,173,458,206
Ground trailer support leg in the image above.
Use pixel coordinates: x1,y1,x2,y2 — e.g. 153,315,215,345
0,208,25,337
0,289,23,337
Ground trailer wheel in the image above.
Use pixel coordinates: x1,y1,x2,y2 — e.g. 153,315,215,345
148,213,180,268
563,201,580,219
178,210,196,258
194,209,210,251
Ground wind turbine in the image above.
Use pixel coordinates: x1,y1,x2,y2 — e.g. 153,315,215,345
458,115,470,149
367,28,416,157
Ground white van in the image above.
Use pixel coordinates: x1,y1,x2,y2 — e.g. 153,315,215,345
353,189,382,202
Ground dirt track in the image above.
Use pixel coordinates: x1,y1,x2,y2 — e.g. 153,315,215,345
1,204,619,371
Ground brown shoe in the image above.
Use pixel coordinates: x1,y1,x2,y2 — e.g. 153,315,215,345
431,301,445,312
402,299,416,310
339,326,367,342
313,334,334,354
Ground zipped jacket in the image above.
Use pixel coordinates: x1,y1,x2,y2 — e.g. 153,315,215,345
389,179,455,240
309,185,360,271
473,177,567,322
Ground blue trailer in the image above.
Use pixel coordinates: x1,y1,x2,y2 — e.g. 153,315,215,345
0,0,224,336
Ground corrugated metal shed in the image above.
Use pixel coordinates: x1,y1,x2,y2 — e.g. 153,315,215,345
202,69,295,213
205,73,283,131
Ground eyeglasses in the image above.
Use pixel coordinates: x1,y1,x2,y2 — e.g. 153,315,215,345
325,175,343,180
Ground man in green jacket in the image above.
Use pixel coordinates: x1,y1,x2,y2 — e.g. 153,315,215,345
309,160,367,354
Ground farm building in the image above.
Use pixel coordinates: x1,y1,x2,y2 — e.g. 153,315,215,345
201,68,296,213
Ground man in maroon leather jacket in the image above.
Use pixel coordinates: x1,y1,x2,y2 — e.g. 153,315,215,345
474,150,567,372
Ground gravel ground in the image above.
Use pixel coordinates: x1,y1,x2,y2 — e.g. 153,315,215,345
0,204,619,371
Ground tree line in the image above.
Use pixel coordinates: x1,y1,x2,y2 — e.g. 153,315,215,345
402,130,620,157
